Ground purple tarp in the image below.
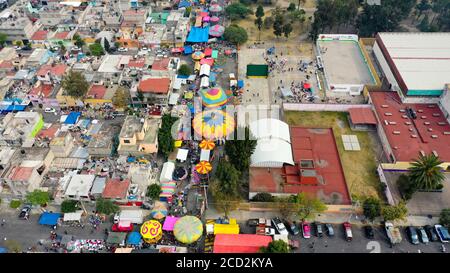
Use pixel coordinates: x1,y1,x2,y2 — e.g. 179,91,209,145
163,216,180,231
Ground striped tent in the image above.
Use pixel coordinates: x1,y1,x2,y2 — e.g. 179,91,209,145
160,181,176,198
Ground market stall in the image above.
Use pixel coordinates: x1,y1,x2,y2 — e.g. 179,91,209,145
173,216,204,244
126,232,142,246
39,212,62,227
195,161,212,175
151,201,168,219
162,216,180,232
106,232,127,247
140,220,163,244
160,182,176,199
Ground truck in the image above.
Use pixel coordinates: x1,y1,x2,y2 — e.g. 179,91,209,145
385,222,402,245
113,210,144,224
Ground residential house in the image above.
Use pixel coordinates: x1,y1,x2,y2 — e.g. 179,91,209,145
30,29,50,48
137,77,171,104
0,112,44,147
102,178,131,203
87,124,116,157
63,174,95,201
49,131,74,157
36,63,67,84
25,48,51,69
0,12,42,41
117,116,161,156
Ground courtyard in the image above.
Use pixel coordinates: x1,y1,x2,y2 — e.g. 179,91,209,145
284,111,383,199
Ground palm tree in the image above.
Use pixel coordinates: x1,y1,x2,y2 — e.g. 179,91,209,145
408,153,445,191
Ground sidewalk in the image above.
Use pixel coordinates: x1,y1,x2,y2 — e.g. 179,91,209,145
204,206,439,227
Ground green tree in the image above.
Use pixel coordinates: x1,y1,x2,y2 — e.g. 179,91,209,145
9,200,21,209
439,208,450,227
0,33,8,46
397,174,417,200
287,3,296,12
363,197,382,221
224,127,257,172
264,16,274,29
73,34,85,48
255,4,265,18
158,114,179,157
417,14,431,31
26,190,50,206
136,90,144,102
184,6,192,17
225,3,253,21
297,0,306,10
61,70,89,98
178,64,192,76
259,240,289,253
215,160,241,196
381,201,408,222
251,192,274,202
416,0,432,19
89,42,105,56
282,23,293,38
212,190,241,218
15,40,23,47
408,153,445,191
273,14,284,39
254,5,264,41
146,184,162,200
61,200,79,213
112,87,130,109
276,196,296,219
291,193,327,221
224,24,248,45
96,198,120,215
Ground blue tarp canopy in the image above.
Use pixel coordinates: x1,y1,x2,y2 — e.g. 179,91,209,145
186,27,210,43
64,112,81,124
238,80,244,88
178,0,191,8
126,232,142,245
183,46,193,54
39,212,62,226
177,74,189,79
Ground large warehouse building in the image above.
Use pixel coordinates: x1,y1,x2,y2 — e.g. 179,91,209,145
373,32,450,102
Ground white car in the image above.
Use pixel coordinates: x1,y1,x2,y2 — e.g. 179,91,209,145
141,47,148,51
44,107,56,113
265,227,276,236
71,46,81,51
118,47,128,52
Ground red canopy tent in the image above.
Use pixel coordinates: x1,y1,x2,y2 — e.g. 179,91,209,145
200,12,208,17
171,47,184,53
303,82,311,89
200,58,214,66
204,48,213,57
213,234,272,253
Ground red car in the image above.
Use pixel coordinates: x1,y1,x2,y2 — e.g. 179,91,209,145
112,221,133,232
302,222,311,239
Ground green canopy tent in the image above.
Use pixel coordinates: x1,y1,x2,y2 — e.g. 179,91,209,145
246,64,268,78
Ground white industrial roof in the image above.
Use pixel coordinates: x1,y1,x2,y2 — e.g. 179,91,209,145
250,118,294,168
64,174,95,197
251,138,294,168
249,118,291,143
377,32,450,91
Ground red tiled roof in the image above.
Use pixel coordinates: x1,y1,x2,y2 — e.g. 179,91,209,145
38,124,60,140
128,58,145,68
138,78,170,94
214,234,272,253
0,61,13,70
152,58,170,71
348,107,377,125
31,30,48,41
102,178,130,199
53,31,70,40
9,167,34,181
249,127,351,205
370,91,450,162
37,64,67,77
29,83,53,97
87,85,107,99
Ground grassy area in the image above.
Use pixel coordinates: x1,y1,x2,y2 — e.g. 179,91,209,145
284,111,381,199
10,199,21,209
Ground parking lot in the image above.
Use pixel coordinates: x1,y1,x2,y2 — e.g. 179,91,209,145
240,221,447,253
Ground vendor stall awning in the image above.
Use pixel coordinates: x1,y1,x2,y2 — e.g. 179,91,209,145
204,48,212,56
169,93,180,105
212,50,219,59
126,232,142,245
183,46,193,54
39,212,62,226
176,148,189,161
162,216,180,231
186,27,210,43
63,211,83,222
200,149,210,161
213,234,272,253
64,112,81,124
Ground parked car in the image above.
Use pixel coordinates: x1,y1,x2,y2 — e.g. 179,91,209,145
118,47,128,52
325,223,334,237
302,222,311,239
265,227,276,236
285,220,300,236
424,225,439,242
417,227,429,244
364,225,375,239
247,218,259,227
435,225,450,243
314,222,323,237
272,217,289,235
44,107,56,113
18,204,32,220
343,222,353,241
71,46,81,51
406,226,420,245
